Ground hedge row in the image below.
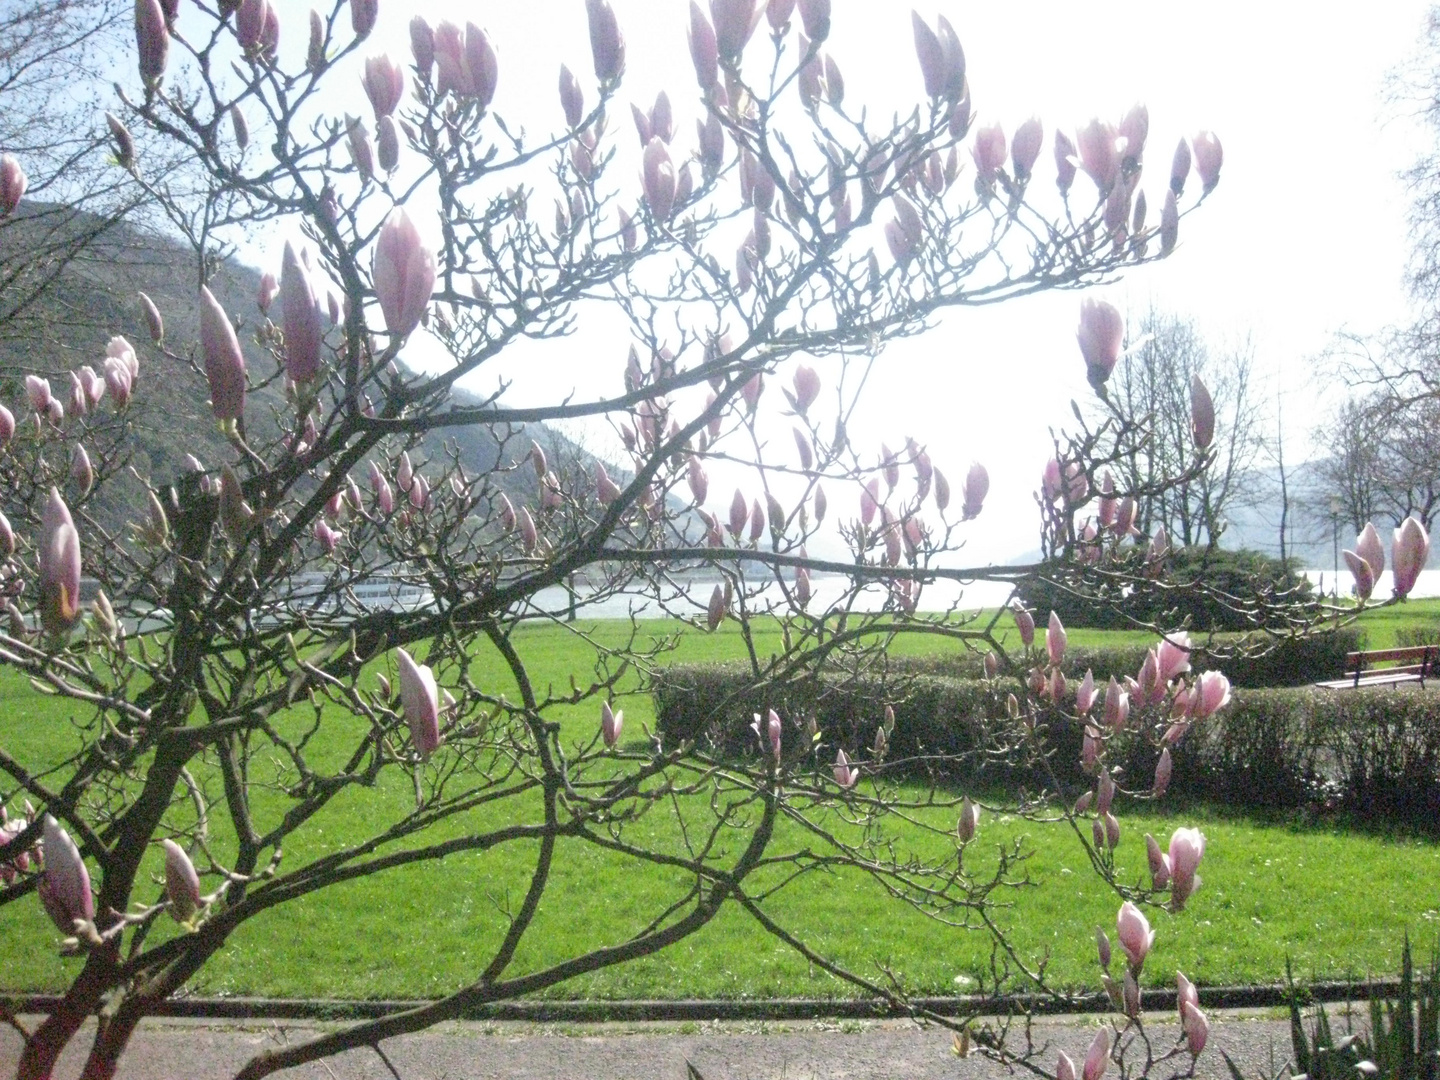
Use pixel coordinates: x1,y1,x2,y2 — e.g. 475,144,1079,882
652,663,1440,828
887,628,1363,689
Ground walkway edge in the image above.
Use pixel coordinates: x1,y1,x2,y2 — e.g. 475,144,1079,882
0,981,1406,1023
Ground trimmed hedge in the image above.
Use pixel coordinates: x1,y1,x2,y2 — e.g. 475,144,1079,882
879,628,1363,689
1015,547,1317,631
652,663,1440,828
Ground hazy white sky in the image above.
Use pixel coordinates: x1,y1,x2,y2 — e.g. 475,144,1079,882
250,0,1437,564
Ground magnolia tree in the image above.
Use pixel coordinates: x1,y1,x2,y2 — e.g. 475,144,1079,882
0,0,1360,1077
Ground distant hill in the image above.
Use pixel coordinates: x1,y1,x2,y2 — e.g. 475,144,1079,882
0,205,614,533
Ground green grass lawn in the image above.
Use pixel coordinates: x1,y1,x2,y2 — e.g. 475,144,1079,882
2,601,1439,1001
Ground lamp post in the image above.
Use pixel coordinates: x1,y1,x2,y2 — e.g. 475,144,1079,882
1330,495,1341,601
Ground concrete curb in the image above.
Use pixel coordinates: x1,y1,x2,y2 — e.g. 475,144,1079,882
0,981,1405,1023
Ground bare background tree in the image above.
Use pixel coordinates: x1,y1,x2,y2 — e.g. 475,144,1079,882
1099,305,1266,548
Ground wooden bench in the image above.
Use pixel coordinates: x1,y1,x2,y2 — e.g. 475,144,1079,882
1315,645,1439,690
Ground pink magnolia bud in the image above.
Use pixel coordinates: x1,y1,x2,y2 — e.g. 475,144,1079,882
346,115,375,181
749,497,765,543
1103,811,1120,849
1356,521,1386,580
1096,771,1115,814
1156,631,1191,684
280,243,324,385
553,65,584,132
1057,1053,1077,1080
1177,971,1199,1018
1148,526,1170,564
910,11,961,101
727,489,747,537
1192,132,1222,194
433,22,467,95
961,462,988,519
1012,604,1035,647
1393,517,1430,599
25,375,52,412
0,511,12,557
792,564,811,605
1046,611,1066,667
1074,790,1093,815
1050,666,1067,703
464,23,499,108
1075,669,1097,715
399,16,430,75
350,0,377,37
1152,747,1174,797
753,707,782,763
1077,298,1124,390
706,583,726,630
642,137,677,221
1102,677,1128,733
39,815,93,934
313,518,340,554
1008,117,1043,181
711,0,761,63
1122,969,1141,1018
70,445,93,496
395,648,440,760
363,55,406,120
1054,130,1077,194
791,428,814,472
1190,671,1231,719
767,0,795,27
373,209,436,339
585,0,625,83
1169,137,1192,197
39,487,81,637
878,444,900,491
1115,496,1137,538
1076,119,1120,197
1082,1029,1109,1080
601,700,624,747
199,286,246,423
1116,900,1153,972
1190,375,1215,451
1091,815,1105,849
933,467,950,512
493,491,515,531
256,272,279,314
1095,927,1111,969
1344,549,1375,602
162,838,201,921
595,462,622,505
886,193,924,265
971,123,1006,186
797,0,829,41
813,484,827,523
860,477,879,528
135,0,169,82
518,506,538,552
1168,826,1205,909
1159,189,1179,256
1041,458,1063,502
376,115,400,172
832,748,858,789
0,155,26,217
1181,1001,1208,1057
957,796,979,843
983,652,999,679
1146,832,1172,889
789,364,821,414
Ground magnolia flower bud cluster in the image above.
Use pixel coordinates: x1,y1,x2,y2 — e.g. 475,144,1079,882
1057,110,1221,263
1343,517,1430,602
1145,827,1206,910
1089,897,1206,1057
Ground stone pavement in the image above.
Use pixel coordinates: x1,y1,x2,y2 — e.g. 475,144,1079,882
0,1011,1316,1079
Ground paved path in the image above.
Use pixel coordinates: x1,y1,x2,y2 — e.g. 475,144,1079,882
1,1012,1312,1079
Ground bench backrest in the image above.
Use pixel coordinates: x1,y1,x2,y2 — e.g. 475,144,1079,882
1345,646,1438,673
